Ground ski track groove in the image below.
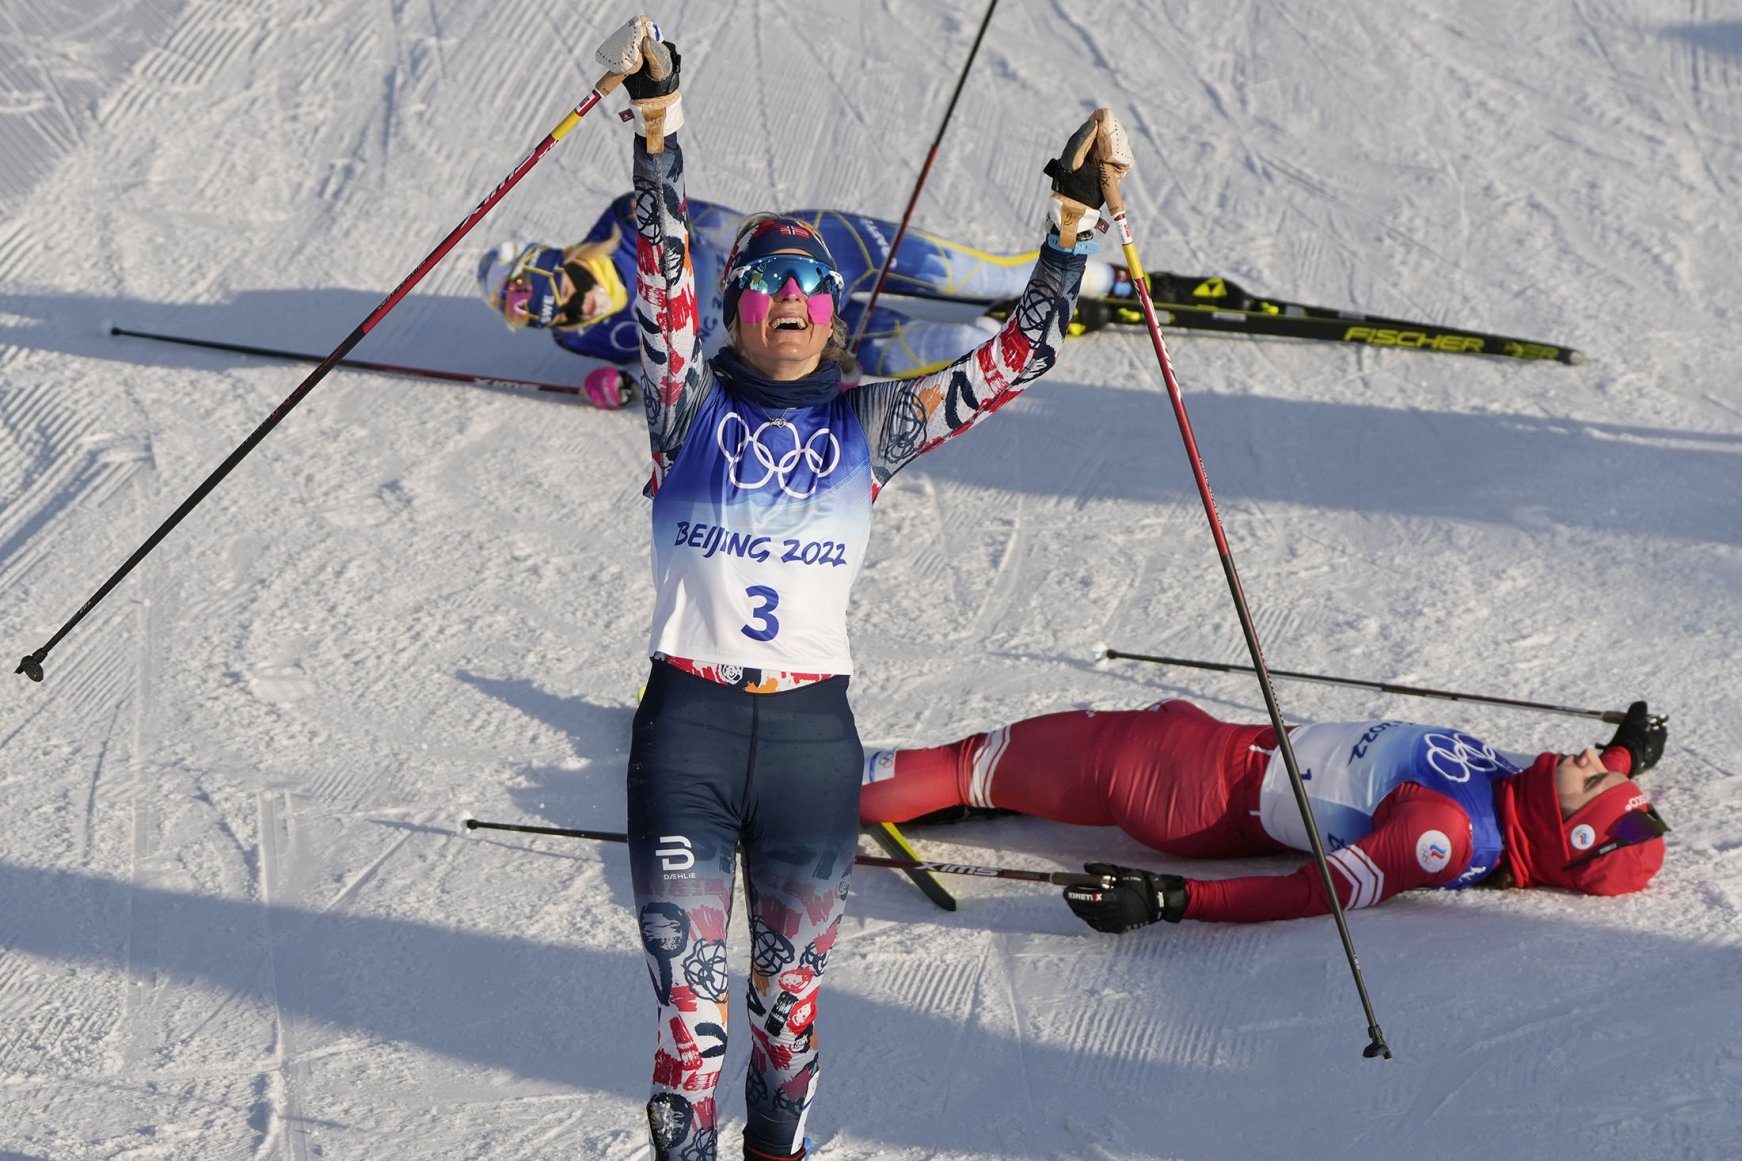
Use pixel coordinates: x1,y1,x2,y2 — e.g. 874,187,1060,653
79,699,127,866
953,502,1024,647
0,218,38,279
257,790,313,1161
1671,0,1741,198
122,783,161,1071
138,8,239,93
320,823,416,914
979,933,1038,1119
0,408,153,600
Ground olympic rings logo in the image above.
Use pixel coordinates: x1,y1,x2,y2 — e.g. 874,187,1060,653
1421,730,1509,784
716,412,840,498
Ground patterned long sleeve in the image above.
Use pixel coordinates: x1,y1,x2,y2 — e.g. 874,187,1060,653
631,135,718,493
849,240,1086,496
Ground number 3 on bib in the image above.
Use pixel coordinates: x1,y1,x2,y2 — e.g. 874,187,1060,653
741,585,781,641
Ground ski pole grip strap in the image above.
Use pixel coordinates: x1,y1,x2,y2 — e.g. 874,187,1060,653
643,34,670,82
1100,163,1127,215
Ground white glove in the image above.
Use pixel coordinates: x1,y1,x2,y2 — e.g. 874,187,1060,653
595,17,682,151
595,15,661,76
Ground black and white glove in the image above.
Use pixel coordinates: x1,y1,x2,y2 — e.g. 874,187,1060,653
1605,700,1667,774
595,16,682,150
1043,108,1133,249
1063,862,1188,934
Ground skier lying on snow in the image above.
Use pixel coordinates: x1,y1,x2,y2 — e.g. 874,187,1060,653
474,193,1146,405
858,698,1669,930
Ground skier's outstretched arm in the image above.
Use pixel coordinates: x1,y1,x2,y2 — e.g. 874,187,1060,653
850,108,1133,494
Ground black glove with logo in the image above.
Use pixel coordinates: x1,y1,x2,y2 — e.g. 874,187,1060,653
623,40,680,101
593,16,681,149
1605,700,1667,774
1041,109,1132,246
1063,862,1189,934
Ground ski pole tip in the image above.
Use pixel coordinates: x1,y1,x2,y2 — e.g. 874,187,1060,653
17,654,44,682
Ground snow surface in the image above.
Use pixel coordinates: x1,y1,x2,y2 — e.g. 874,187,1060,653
2,2,1740,1158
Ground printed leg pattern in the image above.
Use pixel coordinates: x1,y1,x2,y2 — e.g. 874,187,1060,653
633,848,734,1161
627,667,861,1160
739,676,861,1158
628,666,751,1161
740,847,850,1158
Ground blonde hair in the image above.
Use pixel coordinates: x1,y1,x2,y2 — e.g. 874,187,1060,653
561,224,619,268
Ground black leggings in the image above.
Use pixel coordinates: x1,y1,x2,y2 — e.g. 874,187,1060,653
627,663,861,1161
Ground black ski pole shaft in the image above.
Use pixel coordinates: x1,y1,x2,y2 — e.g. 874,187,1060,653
1103,648,1627,723
462,818,1106,888
896,282,1584,365
847,0,1000,356
1100,172,1392,1060
864,823,958,910
16,74,625,684
109,326,588,398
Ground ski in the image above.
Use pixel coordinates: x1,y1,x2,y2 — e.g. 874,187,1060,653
849,852,1102,887
1081,280,1583,364
900,271,1583,364
462,817,1104,889
108,325,616,400
862,822,957,911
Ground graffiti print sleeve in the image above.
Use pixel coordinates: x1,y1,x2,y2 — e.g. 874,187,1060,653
633,135,717,492
849,241,1086,496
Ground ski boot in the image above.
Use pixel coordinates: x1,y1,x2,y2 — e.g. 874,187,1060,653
1068,296,1115,335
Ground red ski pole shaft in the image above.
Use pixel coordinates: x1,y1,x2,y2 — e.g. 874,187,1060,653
1101,171,1392,1061
16,74,625,684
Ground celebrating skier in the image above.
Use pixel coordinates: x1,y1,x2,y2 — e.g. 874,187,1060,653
598,15,1132,1161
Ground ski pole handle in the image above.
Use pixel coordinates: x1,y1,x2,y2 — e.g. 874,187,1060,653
1098,164,1145,288
639,31,671,154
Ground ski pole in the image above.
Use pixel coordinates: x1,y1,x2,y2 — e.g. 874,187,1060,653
462,818,1108,888
1098,160,1392,1061
109,325,594,400
847,0,1000,357
1103,648,1633,723
16,72,628,684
